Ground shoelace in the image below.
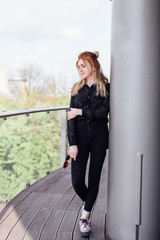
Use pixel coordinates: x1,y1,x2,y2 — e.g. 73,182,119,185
81,219,90,229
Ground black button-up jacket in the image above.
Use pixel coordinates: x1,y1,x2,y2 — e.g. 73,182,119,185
67,83,110,146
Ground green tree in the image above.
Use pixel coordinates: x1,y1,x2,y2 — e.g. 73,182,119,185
0,92,69,202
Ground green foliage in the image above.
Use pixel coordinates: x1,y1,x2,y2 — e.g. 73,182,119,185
0,92,70,203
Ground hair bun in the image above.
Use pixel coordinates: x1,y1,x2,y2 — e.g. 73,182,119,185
94,51,99,58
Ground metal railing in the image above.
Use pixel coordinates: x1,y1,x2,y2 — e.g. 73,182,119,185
0,106,69,167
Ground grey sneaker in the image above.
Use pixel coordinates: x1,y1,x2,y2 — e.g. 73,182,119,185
79,218,91,237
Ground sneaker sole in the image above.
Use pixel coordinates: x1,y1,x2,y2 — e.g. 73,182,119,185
80,230,91,237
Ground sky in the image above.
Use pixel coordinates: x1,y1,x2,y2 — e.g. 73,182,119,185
0,0,112,90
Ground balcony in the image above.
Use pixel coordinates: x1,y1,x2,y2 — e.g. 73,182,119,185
0,107,109,240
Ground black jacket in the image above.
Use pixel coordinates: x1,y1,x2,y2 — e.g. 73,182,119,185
67,83,110,146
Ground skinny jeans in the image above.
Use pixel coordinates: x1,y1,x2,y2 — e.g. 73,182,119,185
71,120,108,212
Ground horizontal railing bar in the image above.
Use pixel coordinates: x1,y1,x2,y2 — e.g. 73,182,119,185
0,106,70,118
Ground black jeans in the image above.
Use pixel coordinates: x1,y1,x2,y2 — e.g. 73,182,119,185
71,127,108,212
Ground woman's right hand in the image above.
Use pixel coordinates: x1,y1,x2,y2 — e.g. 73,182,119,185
69,145,78,161
68,108,82,120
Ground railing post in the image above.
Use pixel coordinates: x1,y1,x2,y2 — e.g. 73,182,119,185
60,110,67,167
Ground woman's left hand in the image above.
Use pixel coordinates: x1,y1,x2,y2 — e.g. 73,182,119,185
68,108,82,120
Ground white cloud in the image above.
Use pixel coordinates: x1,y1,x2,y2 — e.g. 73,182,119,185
37,45,48,55
0,0,111,80
62,27,82,39
9,55,43,69
0,0,100,41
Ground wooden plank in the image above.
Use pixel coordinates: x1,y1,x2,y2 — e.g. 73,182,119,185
3,190,31,208
25,168,65,193
40,191,75,240
56,211,77,240
65,187,75,196
89,231,105,240
23,183,74,239
94,197,106,213
67,195,82,211
43,174,71,194
90,211,106,232
57,231,74,240
23,193,62,240
56,195,82,240
39,209,65,240
73,232,89,240
0,161,108,240
6,193,52,240
22,174,74,240
0,192,41,240
51,179,72,195
0,191,31,224
35,172,67,193
55,194,75,211
1,170,71,240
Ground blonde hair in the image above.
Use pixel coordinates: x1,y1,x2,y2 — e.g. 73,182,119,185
72,51,109,97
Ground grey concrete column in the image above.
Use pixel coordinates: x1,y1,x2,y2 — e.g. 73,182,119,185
107,1,160,240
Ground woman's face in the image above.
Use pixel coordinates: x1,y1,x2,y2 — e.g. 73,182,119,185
77,59,94,80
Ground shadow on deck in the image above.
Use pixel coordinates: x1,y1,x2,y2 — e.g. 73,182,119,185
0,160,109,240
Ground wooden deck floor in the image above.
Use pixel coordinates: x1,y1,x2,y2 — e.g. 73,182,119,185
0,160,109,240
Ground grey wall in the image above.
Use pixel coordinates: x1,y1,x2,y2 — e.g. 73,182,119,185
107,0,160,239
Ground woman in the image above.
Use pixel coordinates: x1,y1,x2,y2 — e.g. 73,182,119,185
67,51,110,237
